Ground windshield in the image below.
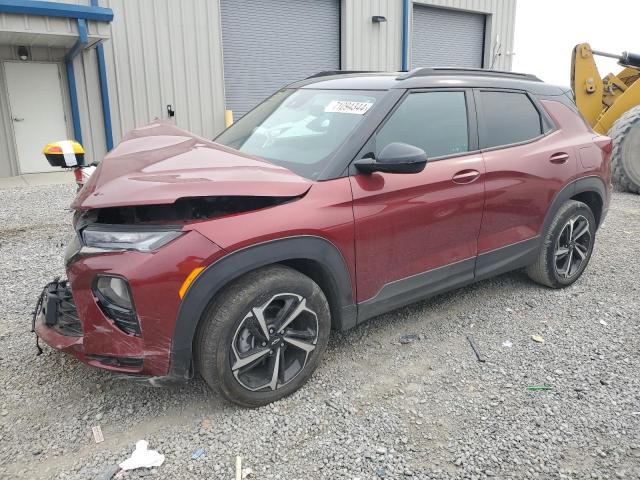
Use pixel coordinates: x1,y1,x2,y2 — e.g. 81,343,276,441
215,89,385,179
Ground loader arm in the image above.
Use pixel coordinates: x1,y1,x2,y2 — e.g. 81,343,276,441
571,43,604,127
572,43,640,133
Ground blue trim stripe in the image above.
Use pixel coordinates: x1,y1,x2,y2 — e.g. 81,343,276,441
65,18,88,144
65,59,82,144
96,43,113,151
0,0,113,22
91,0,113,151
401,0,410,72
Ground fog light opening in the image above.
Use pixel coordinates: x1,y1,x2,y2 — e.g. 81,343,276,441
93,275,141,336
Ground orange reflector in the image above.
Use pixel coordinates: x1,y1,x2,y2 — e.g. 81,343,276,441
48,146,63,153
178,267,204,299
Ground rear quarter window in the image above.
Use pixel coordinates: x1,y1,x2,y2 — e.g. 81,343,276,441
478,91,543,149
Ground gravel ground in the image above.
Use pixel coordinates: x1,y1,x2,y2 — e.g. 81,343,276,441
0,184,639,480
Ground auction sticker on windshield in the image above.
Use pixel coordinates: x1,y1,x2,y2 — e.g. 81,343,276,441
325,100,373,115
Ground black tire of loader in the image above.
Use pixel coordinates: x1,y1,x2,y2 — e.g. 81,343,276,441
609,104,640,194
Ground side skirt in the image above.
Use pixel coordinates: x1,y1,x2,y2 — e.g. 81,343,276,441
354,236,541,325
356,258,475,324
474,236,540,282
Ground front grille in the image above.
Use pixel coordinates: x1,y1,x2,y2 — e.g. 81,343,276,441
55,293,83,336
42,280,83,337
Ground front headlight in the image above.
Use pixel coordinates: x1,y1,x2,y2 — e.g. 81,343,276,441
82,226,183,252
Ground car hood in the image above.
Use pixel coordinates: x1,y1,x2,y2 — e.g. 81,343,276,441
71,122,312,210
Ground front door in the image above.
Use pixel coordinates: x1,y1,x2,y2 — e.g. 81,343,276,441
4,62,69,174
350,90,485,315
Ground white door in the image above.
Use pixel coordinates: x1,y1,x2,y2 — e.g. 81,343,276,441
4,62,70,174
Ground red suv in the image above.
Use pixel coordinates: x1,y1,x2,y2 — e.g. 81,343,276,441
34,69,612,407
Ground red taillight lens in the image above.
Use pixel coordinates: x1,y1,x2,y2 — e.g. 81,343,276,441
594,136,613,154
73,168,84,183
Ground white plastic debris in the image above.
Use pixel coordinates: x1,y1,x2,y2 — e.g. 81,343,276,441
599,319,608,326
242,467,254,479
502,340,513,348
119,440,165,471
92,425,104,444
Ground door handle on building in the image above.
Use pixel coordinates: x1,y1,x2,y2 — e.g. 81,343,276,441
12,117,24,122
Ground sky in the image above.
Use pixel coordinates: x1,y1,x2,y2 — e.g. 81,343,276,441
512,0,640,87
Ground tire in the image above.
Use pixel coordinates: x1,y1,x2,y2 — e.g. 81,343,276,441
609,104,640,194
526,200,596,288
195,264,331,407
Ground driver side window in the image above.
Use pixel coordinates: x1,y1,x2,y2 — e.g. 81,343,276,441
376,91,470,158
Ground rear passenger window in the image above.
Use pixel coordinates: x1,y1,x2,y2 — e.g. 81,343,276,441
478,91,543,149
376,91,469,158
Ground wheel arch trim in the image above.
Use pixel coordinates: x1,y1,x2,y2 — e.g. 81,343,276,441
542,176,608,234
168,235,355,379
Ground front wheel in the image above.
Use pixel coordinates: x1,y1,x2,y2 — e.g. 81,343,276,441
526,200,596,288
195,265,331,407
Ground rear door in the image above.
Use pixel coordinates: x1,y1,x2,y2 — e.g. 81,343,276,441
350,89,485,314
474,89,578,278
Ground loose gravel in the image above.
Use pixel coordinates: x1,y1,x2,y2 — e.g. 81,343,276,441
0,184,639,480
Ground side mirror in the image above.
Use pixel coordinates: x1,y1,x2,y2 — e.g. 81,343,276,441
354,142,428,174
43,140,85,168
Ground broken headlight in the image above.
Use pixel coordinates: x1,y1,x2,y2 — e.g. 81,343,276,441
82,226,183,252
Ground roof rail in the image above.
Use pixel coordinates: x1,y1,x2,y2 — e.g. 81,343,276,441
306,70,377,79
397,68,542,82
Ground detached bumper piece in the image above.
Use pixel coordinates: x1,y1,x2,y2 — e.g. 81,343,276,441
36,279,82,337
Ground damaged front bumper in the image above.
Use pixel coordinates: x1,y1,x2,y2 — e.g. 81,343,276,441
32,228,225,383
32,278,146,374
33,279,83,352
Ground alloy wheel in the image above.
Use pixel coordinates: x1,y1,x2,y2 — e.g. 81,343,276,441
230,293,319,392
554,214,591,279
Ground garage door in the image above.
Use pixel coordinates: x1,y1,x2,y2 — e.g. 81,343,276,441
412,5,486,69
220,0,340,119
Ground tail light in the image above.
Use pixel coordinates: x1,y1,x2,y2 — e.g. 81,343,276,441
74,168,84,184
593,135,613,154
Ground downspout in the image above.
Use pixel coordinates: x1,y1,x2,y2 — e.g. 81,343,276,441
65,18,88,144
401,0,410,71
91,0,113,151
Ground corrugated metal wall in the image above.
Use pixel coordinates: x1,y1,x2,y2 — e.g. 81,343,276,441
343,0,516,72
77,0,226,163
341,0,404,71
0,0,517,177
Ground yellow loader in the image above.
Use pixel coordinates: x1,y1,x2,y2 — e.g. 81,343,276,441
571,43,640,193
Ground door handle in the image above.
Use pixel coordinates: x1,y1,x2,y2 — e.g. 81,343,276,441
12,117,24,122
549,152,569,164
452,169,480,184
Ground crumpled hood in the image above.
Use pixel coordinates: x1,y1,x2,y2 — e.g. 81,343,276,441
71,122,312,210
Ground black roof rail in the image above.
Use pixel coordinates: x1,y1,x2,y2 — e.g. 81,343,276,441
397,67,542,82
306,70,377,79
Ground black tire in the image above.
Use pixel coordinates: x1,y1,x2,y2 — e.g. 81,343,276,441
195,265,330,407
526,200,596,288
609,104,640,194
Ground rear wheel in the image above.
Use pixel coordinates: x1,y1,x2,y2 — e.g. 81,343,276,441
609,104,640,193
195,265,330,407
526,200,596,288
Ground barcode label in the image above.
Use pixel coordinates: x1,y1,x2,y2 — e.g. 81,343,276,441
325,100,373,115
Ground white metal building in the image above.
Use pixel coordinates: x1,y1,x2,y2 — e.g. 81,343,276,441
0,0,516,177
